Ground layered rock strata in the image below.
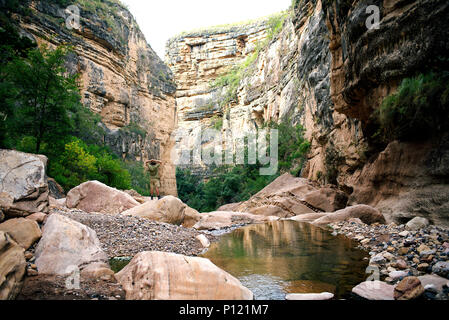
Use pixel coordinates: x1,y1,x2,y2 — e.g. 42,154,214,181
13,0,178,195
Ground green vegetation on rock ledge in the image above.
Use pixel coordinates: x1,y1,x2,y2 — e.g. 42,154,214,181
210,11,288,107
375,71,449,143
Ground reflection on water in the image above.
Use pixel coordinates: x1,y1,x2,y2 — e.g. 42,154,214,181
202,220,369,300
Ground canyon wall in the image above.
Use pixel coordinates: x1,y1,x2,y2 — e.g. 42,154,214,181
167,0,449,225
323,0,449,225
12,0,178,195
167,2,366,188
165,18,270,177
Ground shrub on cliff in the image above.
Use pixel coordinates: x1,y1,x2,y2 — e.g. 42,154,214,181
376,71,449,142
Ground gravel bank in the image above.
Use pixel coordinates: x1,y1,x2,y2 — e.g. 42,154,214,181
329,220,449,288
55,209,217,258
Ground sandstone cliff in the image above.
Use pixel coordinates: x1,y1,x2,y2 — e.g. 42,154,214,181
167,0,449,225
11,0,178,195
323,0,449,225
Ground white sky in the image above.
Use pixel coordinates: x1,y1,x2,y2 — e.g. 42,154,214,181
121,0,292,60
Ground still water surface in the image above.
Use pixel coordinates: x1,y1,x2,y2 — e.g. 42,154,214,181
202,220,369,300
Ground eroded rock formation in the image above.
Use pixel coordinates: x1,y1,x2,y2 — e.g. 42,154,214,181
13,0,178,195
167,0,449,225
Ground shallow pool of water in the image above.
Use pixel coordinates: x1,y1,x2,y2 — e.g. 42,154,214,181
202,220,369,300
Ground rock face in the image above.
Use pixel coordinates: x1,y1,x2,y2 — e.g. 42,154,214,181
0,218,42,250
182,206,202,228
228,173,353,219
66,181,139,214
166,18,270,178
346,140,449,225
14,0,178,195
121,195,186,225
324,0,449,121
167,1,365,187
235,174,319,217
322,0,449,225
0,231,26,300
312,205,386,226
115,251,253,300
167,0,449,226
0,150,49,218
35,214,109,276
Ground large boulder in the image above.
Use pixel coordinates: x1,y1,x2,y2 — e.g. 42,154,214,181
0,150,49,217
289,212,329,222
217,202,243,212
115,251,253,300
182,206,202,228
301,188,348,212
0,218,41,249
121,196,186,225
35,214,109,276
351,281,395,300
312,205,386,226
0,231,26,300
193,211,277,231
236,174,319,216
66,181,139,214
248,205,291,218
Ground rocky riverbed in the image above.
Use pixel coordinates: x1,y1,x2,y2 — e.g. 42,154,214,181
328,219,449,299
55,209,217,258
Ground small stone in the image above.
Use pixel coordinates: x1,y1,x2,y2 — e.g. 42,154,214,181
413,257,420,264
383,252,395,261
389,270,408,280
352,281,395,300
394,259,408,270
417,263,429,271
399,231,410,237
420,255,434,263
24,251,33,260
27,268,38,277
432,261,449,278
387,246,395,253
370,254,386,264
398,247,409,255
361,239,370,245
406,217,429,231
394,277,425,300
285,292,334,300
417,244,431,255
387,266,397,273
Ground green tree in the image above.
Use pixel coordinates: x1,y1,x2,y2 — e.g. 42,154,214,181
5,45,81,153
